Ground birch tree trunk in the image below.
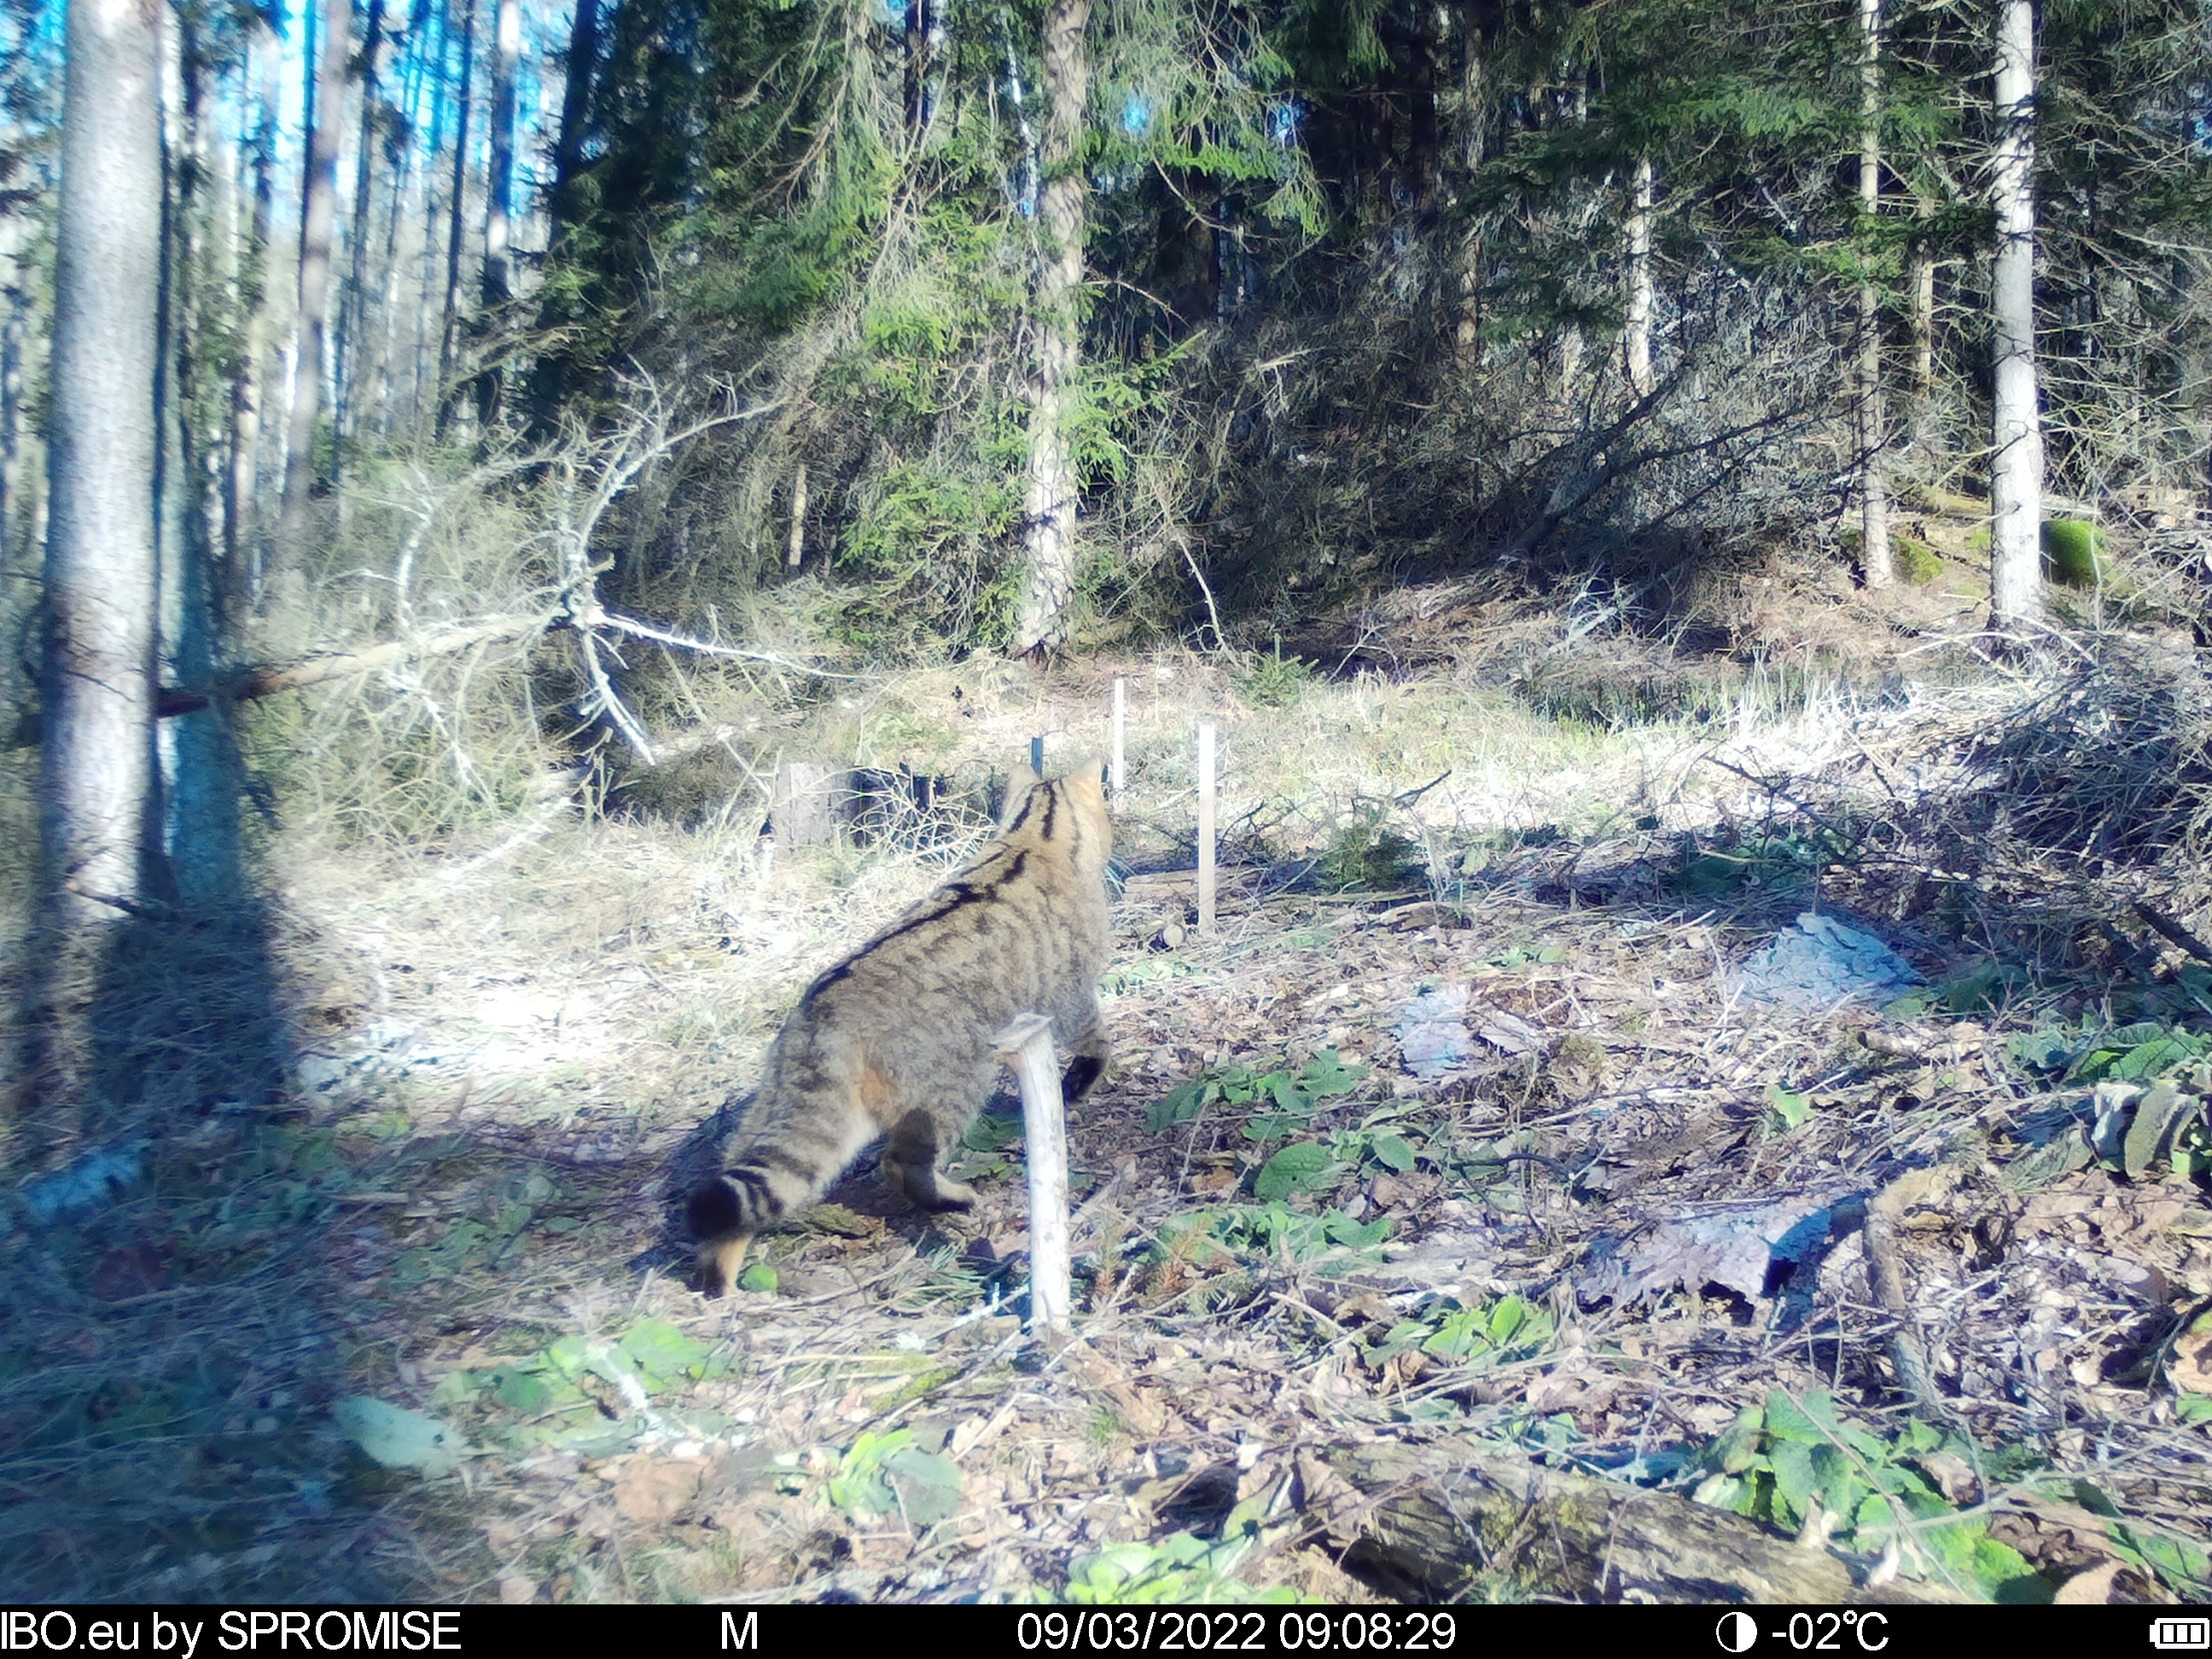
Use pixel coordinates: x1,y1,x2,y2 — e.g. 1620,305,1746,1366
1009,0,1090,657
1856,0,1892,589
1988,0,2043,631
474,0,518,428
276,0,352,557
42,0,164,925
1623,154,1655,399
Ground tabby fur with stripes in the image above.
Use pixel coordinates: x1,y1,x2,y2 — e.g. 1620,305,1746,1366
688,758,1114,1296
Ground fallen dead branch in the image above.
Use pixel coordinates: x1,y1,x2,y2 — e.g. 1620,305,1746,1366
7,380,863,756
1305,1438,1972,1604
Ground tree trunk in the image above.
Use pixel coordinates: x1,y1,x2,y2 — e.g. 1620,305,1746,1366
337,0,387,463
903,0,935,143
0,204,28,572
155,0,204,635
1403,6,1439,227
1624,154,1655,399
1857,0,1892,589
157,3,244,911
277,0,352,558
413,0,451,435
225,19,278,609
1907,187,1936,410
547,0,598,248
43,0,165,925
1009,0,1090,657
474,0,517,429
437,0,475,439
372,120,413,439
1988,0,2042,631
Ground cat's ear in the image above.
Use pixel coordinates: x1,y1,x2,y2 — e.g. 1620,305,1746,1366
998,763,1043,830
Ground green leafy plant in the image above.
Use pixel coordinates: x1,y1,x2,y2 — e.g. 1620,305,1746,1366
1254,1142,1339,1201
1669,831,1841,898
1239,643,1313,709
423,1318,728,1457
1153,1203,1391,1276
1996,1017,2212,1183
1064,1468,1314,1604
1895,535,1944,585
2066,1022,2208,1085
1886,960,2031,1017
2041,518,2108,588
825,1428,963,1525
1368,1294,1557,1371
1329,1108,1421,1174
1486,941,1569,969
2105,1519,2212,1597
1063,1532,1301,1605
1765,1085,1814,1133
947,1101,1027,1182
1318,809,1421,891
1148,1050,1367,1135
1689,1391,2047,1601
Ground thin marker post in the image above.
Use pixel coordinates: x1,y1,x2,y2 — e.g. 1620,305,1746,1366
993,1012,1069,1333
1197,722,1216,935
1111,678,1126,807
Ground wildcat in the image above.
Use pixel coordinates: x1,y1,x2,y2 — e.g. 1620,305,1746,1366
688,758,1113,1295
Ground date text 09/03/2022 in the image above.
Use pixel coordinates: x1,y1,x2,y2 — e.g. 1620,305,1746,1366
1016,1611,1461,1651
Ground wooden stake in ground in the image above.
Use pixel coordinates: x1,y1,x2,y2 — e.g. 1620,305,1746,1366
785,463,806,568
993,1011,1070,1333
771,761,835,851
1196,721,1216,935
1110,678,1126,807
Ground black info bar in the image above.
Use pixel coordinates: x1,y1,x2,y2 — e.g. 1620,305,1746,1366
0,1604,2190,1652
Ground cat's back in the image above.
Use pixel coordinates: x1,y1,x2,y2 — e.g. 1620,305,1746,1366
788,759,1112,1036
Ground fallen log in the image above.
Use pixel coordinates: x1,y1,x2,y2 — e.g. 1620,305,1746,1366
1300,1439,1970,1604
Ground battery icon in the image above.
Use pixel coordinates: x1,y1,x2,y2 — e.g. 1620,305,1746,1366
2151,1620,2210,1650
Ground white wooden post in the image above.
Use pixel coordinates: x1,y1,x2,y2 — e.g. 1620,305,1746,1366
771,761,835,850
993,1011,1069,1333
1197,722,1216,935
1111,678,1126,808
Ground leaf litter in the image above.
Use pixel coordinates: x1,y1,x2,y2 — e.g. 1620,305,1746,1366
6,654,2212,1604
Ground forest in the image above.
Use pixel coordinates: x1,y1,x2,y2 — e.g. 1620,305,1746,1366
3,0,2212,1609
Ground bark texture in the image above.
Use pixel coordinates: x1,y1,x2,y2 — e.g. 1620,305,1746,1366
1305,1440,1970,1604
224,20,278,608
1624,154,1655,399
337,0,387,457
1009,0,1090,657
42,0,165,921
1857,0,1892,588
1988,0,2043,630
276,0,352,556
475,0,518,427
437,0,475,435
